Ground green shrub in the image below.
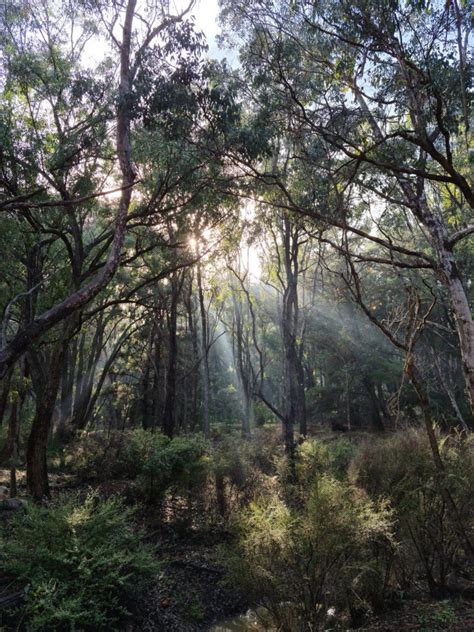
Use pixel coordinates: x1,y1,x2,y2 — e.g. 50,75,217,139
231,475,395,631
293,437,358,494
70,429,209,501
138,433,209,504
326,437,358,478
349,428,474,594
295,439,330,488
209,430,282,517
0,493,158,631
70,430,146,480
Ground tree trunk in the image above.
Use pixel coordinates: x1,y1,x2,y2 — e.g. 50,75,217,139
0,369,12,427
362,375,385,432
152,327,162,431
281,217,307,446
355,88,474,415
197,262,211,439
0,361,27,466
26,340,64,500
232,293,252,439
162,272,183,438
9,397,19,498
0,397,18,467
141,360,151,429
0,0,137,379
405,354,474,560
446,273,474,414
418,200,474,414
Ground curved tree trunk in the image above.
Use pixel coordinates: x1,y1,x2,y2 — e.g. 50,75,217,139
0,0,137,379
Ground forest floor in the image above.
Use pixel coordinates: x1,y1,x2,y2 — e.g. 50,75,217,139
1,468,473,631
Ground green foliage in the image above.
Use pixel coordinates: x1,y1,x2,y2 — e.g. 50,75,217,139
350,429,474,593
209,429,283,516
417,600,457,630
138,433,208,504
71,429,209,505
326,437,358,478
0,494,157,631
295,438,330,487
71,430,145,480
231,474,395,630
294,437,358,488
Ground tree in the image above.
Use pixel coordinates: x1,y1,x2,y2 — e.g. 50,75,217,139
219,0,473,413
0,0,196,380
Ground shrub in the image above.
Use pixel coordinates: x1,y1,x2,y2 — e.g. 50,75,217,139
232,475,395,631
295,439,330,488
326,437,358,478
138,433,209,504
0,493,158,631
70,429,146,480
293,437,358,494
70,429,209,501
349,428,474,594
209,430,282,517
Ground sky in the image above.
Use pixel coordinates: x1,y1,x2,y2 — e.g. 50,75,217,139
82,0,236,69
192,0,221,57
176,0,237,63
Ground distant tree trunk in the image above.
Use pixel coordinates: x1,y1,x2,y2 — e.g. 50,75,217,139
232,293,252,439
151,327,162,431
163,271,184,438
362,375,385,432
345,368,351,431
26,339,65,500
185,277,200,431
58,344,71,439
340,299,385,432
296,352,307,436
9,397,19,498
71,315,105,431
0,361,27,466
197,261,210,439
0,398,19,467
281,216,307,450
141,361,151,429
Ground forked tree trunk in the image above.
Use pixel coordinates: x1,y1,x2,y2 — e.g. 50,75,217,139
418,199,474,415
355,88,474,416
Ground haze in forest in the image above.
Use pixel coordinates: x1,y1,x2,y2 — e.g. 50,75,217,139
0,1,472,630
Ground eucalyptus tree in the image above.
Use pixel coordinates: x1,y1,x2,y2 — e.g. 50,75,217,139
219,0,473,413
0,0,201,497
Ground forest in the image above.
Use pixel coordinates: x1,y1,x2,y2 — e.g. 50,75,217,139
0,0,473,630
